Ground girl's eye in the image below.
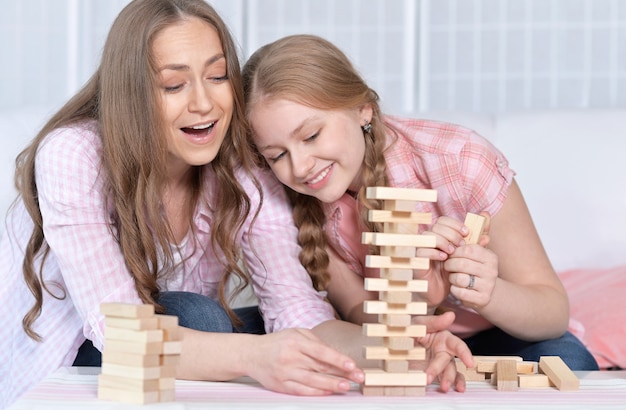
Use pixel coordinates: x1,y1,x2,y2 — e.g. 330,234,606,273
305,132,319,142
268,151,286,163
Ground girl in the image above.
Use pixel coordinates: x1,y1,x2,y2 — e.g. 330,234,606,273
242,34,598,372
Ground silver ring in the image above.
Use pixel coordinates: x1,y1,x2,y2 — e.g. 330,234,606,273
466,274,475,290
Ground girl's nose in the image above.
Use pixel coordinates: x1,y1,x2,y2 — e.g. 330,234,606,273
291,149,315,179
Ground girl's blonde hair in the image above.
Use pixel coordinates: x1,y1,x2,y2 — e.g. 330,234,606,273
17,0,258,340
243,34,389,291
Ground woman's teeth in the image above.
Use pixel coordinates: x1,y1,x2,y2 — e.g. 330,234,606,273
183,122,214,134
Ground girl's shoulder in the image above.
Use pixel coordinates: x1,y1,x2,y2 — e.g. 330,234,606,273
383,114,483,153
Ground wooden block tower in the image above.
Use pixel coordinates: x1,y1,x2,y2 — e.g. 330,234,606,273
360,187,438,396
97,303,183,404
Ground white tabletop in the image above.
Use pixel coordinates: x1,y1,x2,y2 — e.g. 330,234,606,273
9,367,626,410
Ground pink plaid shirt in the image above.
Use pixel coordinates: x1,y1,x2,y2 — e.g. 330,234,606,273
0,121,334,408
323,115,515,335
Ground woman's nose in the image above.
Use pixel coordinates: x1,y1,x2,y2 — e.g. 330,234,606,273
189,84,214,113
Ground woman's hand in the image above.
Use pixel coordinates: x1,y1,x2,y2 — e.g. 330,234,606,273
245,328,364,396
411,311,474,392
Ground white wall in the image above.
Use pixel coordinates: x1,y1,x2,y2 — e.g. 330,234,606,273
1,0,625,114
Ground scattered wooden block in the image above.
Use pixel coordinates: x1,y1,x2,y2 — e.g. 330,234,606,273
539,356,579,391
518,373,552,388
496,360,519,391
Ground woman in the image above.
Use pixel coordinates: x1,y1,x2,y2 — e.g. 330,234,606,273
0,2,364,407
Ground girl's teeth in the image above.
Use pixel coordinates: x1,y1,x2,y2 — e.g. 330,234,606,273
309,167,329,184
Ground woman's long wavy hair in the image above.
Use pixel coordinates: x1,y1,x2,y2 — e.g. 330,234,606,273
242,34,389,291
16,0,258,341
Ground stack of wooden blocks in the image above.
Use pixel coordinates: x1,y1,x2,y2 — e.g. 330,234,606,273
360,187,438,396
97,302,183,404
457,355,580,391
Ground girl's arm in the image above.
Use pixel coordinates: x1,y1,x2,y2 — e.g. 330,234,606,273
445,179,569,340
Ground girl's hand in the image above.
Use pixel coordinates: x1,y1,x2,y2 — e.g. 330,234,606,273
413,215,481,307
410,314,474,392
444,212,498,309
246,328,364,396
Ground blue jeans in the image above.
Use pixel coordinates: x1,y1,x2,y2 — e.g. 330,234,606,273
463,327,599,370
72,291,265,366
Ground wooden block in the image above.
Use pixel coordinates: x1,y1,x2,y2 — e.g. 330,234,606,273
402,386,426,396
366,187,437,202
380,268,414,281
383,199,418,213
100,303,155,319
380,290,412,304
159,377,176,390
384,386,408,396
98,374,160,392
156,314,179,330
464,213,486,244
160,354,182,366
363,323,426,338
464,367,487,381
104,327,164,343
368,210,432,224
364,346,425,361
101,362,161,380
476,358,532,373
163,325,183,341
518,373,552,388
104,339,163,355
101,350,161,367
105,316,159,331
97,385,159,404
379,314,412,327
496,360,519,391
160,364,178,378
362,232,436,248
365,278,428,292
159,389,176,402
161,341,183,355
366,255,430,270
381,386,426,396
385,336,414,350
363,369,427,386
383,360,409,373
364,300,426,315
381,245,418,258
360,385,385,396
539,356,579,391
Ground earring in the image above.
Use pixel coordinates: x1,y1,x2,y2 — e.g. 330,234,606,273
361,121,372,134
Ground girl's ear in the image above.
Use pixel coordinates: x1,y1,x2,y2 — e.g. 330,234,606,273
359,103,374,124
